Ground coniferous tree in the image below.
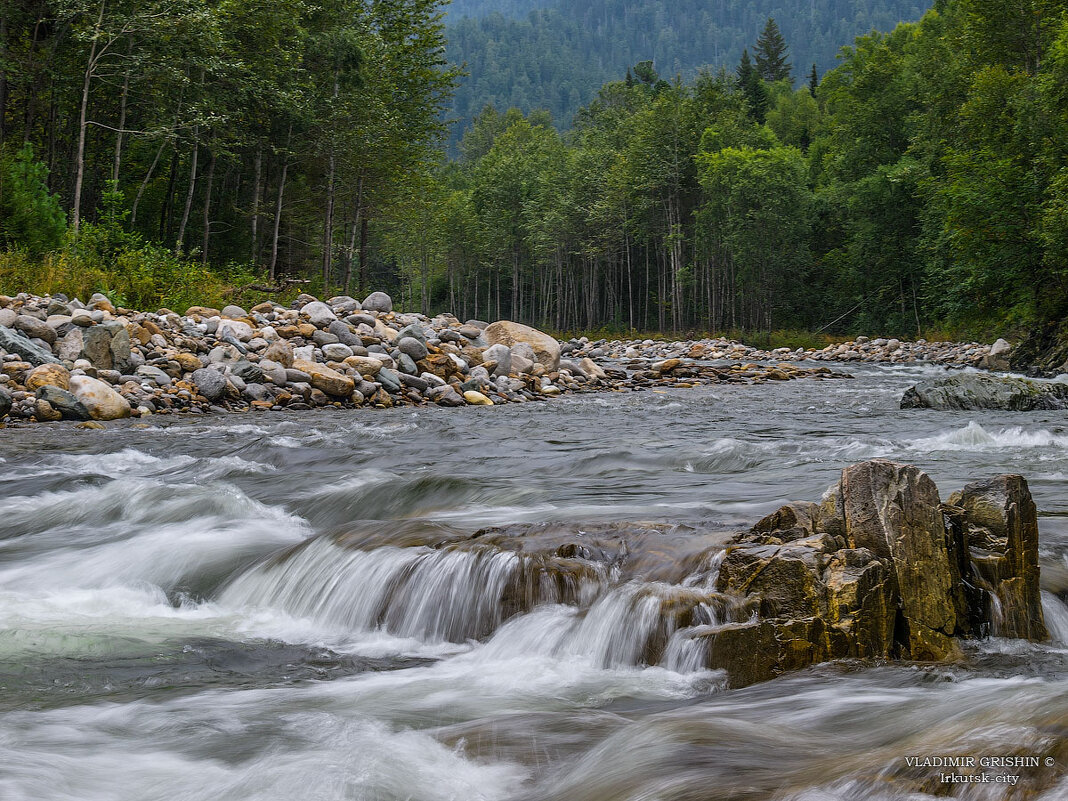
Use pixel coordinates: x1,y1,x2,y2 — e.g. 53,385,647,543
737,49,768,121
809,64,819,96
754,17,792,83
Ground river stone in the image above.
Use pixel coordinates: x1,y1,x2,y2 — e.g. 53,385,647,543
221,304,248,319
0,325,62,365
81,325,115,369
34,398,63,421
483,344,511,377
110,327,133,373
135,365,172,385
262,340,294,368
192,368,229,401
948,476,1048,641
0,387,11,418
14,314,57,345
396,353,419,375
0,308,16,328
68,375,132,420
291,359,354,397
322,343,354,361
484,320,561,370
397,336,428,361
56,328,85,362
25,363,71,392
901,373,1068,411
362,291,393,313
301,301,337,327
218,319,254,342
376,368,401,393
343,355,382,377
230,360,264,384
35,385,90,420
463,390,493,406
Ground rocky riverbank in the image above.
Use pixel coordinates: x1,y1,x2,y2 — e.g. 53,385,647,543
0,291,855,424
584,334,1013,369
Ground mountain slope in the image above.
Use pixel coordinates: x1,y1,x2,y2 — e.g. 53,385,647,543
445,0,929,144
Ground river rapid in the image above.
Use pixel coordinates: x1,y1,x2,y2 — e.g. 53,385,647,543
1,363,1066,800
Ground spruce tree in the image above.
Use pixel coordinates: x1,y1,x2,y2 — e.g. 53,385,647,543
809,64,819,96
754,18,792,83
737,49,768,122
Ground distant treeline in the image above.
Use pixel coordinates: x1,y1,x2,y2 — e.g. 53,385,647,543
445,0,928,152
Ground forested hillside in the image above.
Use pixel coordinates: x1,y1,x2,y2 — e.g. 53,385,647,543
446,0,928,146
393,0,1068,337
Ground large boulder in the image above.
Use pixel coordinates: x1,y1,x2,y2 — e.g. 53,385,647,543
35,385,91,421
0,325,61,365
362,292,393,314
191,368,229,402
25,363,71,392
901,373,1068,411
701,460,1047,688
67,375,132,420
484,321,561,371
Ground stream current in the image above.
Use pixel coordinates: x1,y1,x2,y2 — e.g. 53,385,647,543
1,363,1066,800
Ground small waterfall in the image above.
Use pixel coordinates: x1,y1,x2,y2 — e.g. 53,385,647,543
219,536,608,644
1041,591,1068,646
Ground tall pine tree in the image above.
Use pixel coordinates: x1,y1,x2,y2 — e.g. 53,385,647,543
737,49,768,122
754,18,792,83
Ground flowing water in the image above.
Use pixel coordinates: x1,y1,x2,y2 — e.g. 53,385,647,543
1,363,1067,800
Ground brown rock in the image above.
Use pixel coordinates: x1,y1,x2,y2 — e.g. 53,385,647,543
263,340,294,368
25,363,71,392
174,352,203,373
185,306,221,318
291,359,354,398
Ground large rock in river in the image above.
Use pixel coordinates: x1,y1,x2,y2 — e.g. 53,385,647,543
701,459,1047,687
484,321,561,371
292,358,354,397
901,372,1068,411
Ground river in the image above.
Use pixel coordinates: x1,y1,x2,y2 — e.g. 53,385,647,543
1,363,1066,800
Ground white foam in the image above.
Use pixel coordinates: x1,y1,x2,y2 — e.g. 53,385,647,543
908,421,1068,452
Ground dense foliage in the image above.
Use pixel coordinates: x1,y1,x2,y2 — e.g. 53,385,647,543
0,0,457,304
445,0,927,150
394,1,1068,336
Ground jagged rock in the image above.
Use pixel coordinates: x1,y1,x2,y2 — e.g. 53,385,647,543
0,325,62,365
13,314,56,345
484,321,561,371
948,476,1048,641
901,373,1068,411
703,460,1047,688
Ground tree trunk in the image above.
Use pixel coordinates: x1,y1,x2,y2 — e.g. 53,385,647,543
111,39,133,185
250,145,262,264
0,7,8,145
175,135,198,252
270,155,289,282
358,214,369,294
71,1,105,234
200,147,216,267
130,140,165,228
322,147,336,295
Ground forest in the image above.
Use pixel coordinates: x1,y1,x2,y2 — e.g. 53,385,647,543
444,0,928,152
3,0,1068,339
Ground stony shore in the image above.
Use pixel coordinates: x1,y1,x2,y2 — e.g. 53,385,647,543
0,291,1003,424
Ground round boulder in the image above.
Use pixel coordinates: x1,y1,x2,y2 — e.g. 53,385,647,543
484,321,560,371
68,375,132,420
362,292,393,314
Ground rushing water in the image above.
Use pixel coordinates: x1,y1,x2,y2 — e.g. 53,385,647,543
1,363,1067,800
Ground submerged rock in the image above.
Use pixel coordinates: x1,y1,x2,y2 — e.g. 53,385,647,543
901,373,1068,411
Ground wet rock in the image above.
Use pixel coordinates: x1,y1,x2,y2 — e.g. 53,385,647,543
68,375,132,420
948,476,1048,641
0,387,12,418
464,390,493,406
702,460,1048,688
484,320,561,371
901,373,1068,411
981,338,1012,371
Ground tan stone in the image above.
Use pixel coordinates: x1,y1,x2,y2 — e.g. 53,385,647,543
292,359,354,397
68,375,132,420
185,306,221,318
174,352,203,373
25,363,71,392
484,321,560,370
463,390,494,406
